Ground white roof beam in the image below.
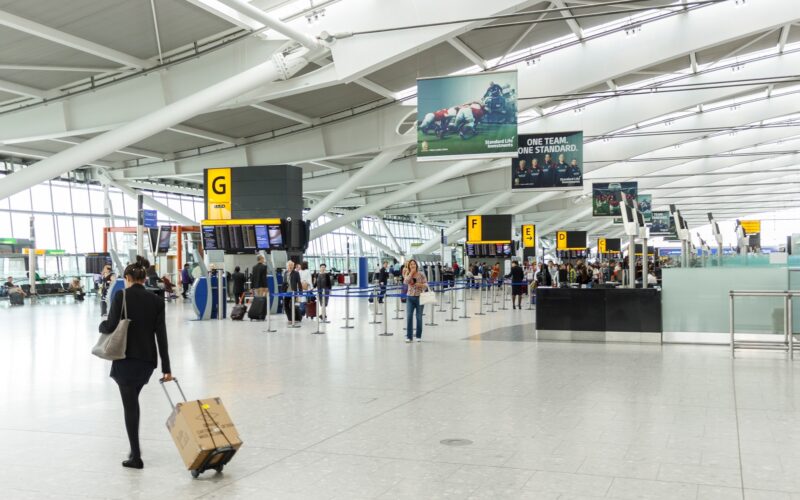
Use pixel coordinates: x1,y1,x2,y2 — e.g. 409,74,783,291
216,0,320,50
0,64,114,73
550,0,583,39
0,79,49,99
689,52,698,73
374,216,404,254
448,37,487,69
250,103,318,125
49,137,166,161
345,220,403,260
168,125,238,145
0,9,148,68
778,24,791,53
498,6,554,64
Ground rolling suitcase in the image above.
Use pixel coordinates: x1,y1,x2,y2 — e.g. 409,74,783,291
160,379,242,478
247,296,267,321
10,293,24,306
230,303,246,320
305,300,317,318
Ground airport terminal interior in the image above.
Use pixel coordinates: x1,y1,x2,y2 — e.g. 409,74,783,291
1,0,800,498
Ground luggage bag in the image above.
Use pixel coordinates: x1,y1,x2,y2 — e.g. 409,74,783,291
247,296,267,321
305,300,317,318
161,379,242,478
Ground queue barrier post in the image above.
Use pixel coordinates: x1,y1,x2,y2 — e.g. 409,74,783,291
490,283,497,313
264,290,277,333
459,281,470,319
500,280,508,311
437,281,447,313
370,286,382,325
379,296,393,336
425,289,439,327
288,292,301,329
342,285,354,329
475,280,486,316
452,280,460,309
319,289,330,324
446,284,457,322
395,292,404,320
312,291,325,335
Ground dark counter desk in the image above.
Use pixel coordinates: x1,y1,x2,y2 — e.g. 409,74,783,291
535,287,662,343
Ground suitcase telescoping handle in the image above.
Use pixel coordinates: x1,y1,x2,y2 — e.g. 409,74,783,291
159,377,188,409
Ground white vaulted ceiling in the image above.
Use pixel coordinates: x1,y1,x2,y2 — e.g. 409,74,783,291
0,0,797,241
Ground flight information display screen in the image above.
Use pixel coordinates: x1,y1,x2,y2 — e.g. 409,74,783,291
254,225,270,250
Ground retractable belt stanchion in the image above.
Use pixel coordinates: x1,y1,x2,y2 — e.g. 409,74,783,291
425,288,439,327
394,291,404,320
312,291,325,334
500,280,508,310
370,286,382,324
475,281,486,316
527,283,534,310
490,282,497,313
379,296,393,336
342,285,354,329
437,282,447,313
452,280,460,309
288,292,301,329
264,290,276,333
459,281,470,319
446,284,457,322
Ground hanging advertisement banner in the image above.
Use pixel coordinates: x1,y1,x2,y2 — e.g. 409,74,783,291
592,182,638,217
637,194,652,223
512,131,583,189
650,210,677,238
417,70,517,161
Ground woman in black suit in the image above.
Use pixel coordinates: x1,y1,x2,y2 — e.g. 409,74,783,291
99,256,173,469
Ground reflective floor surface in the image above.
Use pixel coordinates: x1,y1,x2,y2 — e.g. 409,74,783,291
1,291,799,499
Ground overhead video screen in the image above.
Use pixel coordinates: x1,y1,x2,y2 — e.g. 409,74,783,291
417,70,518,161
592,182,638,217
512,131,583,190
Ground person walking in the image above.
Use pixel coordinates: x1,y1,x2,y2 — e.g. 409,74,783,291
100,264,115,316
231,266,246,304
252,255,268,297
402,259,428,343
282,260,301,322
98,256,172,470
314,264,333,320
180,263,194,299
377,260,389,303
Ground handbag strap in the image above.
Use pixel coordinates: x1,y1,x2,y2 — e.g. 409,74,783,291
120,288,128,321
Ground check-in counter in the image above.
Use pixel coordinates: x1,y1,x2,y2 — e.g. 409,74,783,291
535,287,662,343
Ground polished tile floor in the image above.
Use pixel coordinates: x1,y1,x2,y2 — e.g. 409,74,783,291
1,290,799,500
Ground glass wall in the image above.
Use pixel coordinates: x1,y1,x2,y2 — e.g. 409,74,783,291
0,168,442,279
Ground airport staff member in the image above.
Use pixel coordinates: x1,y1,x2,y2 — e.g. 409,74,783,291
252,255,268,297
99,256,172,470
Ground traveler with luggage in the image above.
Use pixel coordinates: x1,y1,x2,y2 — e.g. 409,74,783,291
98,256,172,470
180,264,193,299
282,260,302,322
251,255,268,297
231,266,246,304
315,263,333,320
402,259,428,343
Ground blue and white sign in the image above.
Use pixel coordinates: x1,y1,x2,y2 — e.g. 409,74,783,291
143,210,158,229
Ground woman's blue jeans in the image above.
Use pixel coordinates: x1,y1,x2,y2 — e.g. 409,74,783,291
406,295,424,340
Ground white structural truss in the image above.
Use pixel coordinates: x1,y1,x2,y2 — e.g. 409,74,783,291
0,0,798,247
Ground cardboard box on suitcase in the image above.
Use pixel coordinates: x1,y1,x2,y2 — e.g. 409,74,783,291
166,396,243,470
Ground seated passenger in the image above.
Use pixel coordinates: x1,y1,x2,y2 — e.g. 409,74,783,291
69,278,85,302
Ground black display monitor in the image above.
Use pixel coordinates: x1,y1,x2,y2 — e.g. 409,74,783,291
202,226,218,250
241,224,257,249
466,243,476,257
268,225,283,249
157,226,172,254
254,225,270,250
85,253,112,274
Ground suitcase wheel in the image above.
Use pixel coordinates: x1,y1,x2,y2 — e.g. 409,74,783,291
191,469,200,479
214,464,224,473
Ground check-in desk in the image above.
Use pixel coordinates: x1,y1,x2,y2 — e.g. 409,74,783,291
535,287,662,343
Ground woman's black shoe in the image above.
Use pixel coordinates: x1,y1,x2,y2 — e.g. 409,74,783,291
122,457,144,469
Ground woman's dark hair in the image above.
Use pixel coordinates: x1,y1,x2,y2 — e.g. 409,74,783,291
301,261,309,270
124,256,149,281
235,266,241,272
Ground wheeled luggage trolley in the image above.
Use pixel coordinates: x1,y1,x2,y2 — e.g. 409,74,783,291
160,379,241,478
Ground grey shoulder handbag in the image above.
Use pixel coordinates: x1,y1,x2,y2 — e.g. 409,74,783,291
92,289,130,360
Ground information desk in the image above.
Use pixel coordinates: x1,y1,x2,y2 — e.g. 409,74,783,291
535,287,662,343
